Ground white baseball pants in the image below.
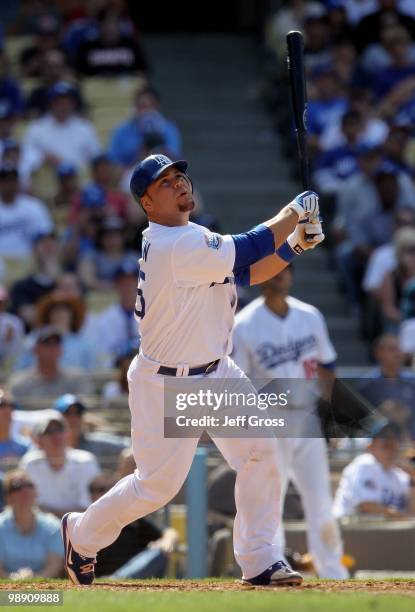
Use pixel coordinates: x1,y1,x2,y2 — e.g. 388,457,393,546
66,353,282,579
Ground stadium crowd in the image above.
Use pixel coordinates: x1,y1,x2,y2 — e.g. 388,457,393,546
0,0,414,579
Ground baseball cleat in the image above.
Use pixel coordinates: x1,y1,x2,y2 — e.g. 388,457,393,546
61,513,96,585
241,560,303,587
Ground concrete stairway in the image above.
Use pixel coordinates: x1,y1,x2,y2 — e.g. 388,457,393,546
145,34,369,366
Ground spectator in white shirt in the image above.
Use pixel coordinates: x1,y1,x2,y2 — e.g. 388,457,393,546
20,411,100,518
22,81,100,177
87,260,140,367
333,422,412,520
0,162,53,258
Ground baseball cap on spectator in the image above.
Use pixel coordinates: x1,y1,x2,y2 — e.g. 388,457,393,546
33,410,66,437
356,143,381,157
56,162,77,178
53,393,86,415
0,161,18,179
114,259,139,279
81,185,106,208
48,81,77,102
33,325,63,346
91,153,111,168
2,138,20,153
100,216,124,232
310,64,338,81
369,420,404,440
31,229,56,245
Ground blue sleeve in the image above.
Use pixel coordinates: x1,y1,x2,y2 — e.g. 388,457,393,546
234,267,250,286
318,360,337,371
231,224,275,271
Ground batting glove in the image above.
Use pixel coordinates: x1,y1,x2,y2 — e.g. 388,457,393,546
288,190,320,221
287,217,325,254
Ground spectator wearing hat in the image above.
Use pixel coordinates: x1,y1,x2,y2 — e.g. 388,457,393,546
61,184,106,271
78,216,139,290
88,261,140,367
9,326,93,403
0,469,64,578
69,155,131,225
358,334,415,438
21,81,100,177
19,13,64,78
1,138,31,191
53,394,128,467
15,290,96,371
52,162,80,210
0,162,53,259
25,49,84,119
109,86,182,168
74,7,148,77
0,389,30,463
9,231,60,330
20,411,99,517
333,422,413,519
0,286,24,368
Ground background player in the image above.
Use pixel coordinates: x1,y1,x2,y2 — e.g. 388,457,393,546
232,265,348,579
61,154,324,587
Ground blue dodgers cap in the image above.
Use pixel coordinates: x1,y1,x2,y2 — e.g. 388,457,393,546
0,100,14,119
53,393,86,414
114,259,139,279
48,81,77,101
57,162,77,178
369,420,404,440
81,184,106,208
130,154,188,201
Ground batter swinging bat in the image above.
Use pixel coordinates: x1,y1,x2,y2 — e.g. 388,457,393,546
286,30,309,191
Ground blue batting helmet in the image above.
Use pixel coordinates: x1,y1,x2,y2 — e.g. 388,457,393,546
129,154,189,203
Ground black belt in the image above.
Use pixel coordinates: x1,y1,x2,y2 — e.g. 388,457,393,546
157,359,220,377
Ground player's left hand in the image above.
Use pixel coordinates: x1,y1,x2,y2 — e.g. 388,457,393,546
287,217,325,254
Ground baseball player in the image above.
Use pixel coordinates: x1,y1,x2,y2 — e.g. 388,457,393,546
61,154,324,586
232,266,348,579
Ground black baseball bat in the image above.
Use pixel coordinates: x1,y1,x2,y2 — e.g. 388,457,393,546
286,30,310,191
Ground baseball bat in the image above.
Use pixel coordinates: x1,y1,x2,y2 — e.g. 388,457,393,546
286,30,310,191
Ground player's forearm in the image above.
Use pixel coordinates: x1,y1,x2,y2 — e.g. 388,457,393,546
262,206,298,248
249,252,290,285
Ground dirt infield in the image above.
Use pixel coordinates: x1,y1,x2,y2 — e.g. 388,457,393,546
0,579,414,595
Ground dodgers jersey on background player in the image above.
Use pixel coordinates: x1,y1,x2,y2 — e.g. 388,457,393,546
233,295,337,380
137,221,237,364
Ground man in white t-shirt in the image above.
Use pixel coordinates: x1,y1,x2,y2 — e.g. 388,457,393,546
0,162,53,258
333,422,412,519
20,411,100,518
22,81,101,176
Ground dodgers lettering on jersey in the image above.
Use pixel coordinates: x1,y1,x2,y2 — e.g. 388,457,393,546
232,296,337,380
333,453,410,518
135,221,237,365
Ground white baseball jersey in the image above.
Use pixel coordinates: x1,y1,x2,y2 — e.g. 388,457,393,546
333,452,410,518
232,296,337,380
136,221,237,365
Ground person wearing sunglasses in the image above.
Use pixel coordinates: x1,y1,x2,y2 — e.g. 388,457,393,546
0,388,30,463
0,469,63,578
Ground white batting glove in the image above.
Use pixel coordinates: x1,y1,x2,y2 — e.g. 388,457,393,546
288,190,320,221
287,218,325,254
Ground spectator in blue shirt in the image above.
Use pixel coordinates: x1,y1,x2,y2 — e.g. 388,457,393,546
0,469,63,578
108,86,182,167
0,389,30,464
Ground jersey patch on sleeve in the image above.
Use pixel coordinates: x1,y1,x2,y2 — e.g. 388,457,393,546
205,233,222,250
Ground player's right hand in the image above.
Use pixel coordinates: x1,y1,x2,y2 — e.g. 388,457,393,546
288,190,320,221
